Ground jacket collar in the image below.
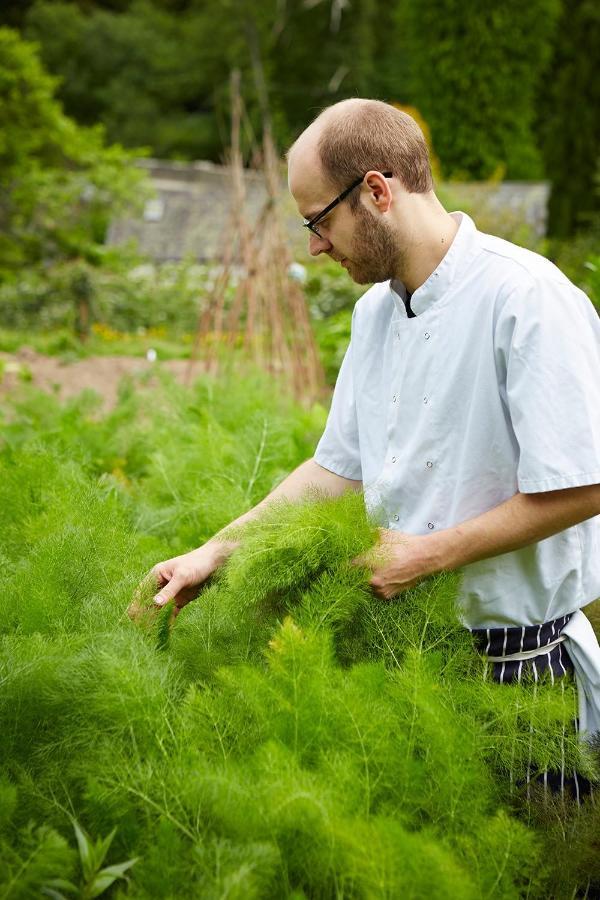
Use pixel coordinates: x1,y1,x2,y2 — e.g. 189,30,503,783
390,212,478,318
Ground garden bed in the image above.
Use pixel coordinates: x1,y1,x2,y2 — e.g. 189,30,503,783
1,371,598,897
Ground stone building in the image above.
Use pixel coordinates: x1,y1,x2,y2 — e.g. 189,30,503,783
107,159,550,263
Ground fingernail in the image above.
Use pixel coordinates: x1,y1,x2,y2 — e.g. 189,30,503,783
154,596,166,607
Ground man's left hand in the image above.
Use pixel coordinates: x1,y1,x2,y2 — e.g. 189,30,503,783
354,528,439,600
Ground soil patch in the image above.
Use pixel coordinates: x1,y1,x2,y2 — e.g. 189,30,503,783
0,348,205,411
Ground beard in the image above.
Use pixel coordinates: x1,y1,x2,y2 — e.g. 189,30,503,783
345,204,402,285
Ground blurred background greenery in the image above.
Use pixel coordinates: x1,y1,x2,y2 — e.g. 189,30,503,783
0,0,599,385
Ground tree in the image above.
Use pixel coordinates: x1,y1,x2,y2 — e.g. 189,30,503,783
404,0,561,180
22,0,380,161
0,27,145,278
538,0,600,237
367,0,413,106
24,0,226,160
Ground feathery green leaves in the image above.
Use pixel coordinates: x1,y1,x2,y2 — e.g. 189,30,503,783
0,373,597,898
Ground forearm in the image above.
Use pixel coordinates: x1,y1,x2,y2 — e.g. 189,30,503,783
141,459,362,611
205,458,362,560
429,483,600,573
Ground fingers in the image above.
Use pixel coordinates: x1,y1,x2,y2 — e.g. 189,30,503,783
129,555,201,626
369,572,421,599
128,568,161,622
369,574,394,600
153,572,188,608
134,567,163,600
127,599,147,622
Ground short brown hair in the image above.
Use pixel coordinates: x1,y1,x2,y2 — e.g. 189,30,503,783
315,99,433,206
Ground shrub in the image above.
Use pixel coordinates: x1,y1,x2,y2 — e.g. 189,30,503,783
0,372,597,897
0,27,146,280
404,0,561,180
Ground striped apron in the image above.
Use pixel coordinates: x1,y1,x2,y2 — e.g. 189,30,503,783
470,614,593,802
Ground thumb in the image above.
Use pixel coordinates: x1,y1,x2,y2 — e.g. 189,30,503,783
154,573,186,607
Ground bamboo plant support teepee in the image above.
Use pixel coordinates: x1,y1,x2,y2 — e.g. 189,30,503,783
187,71,325,405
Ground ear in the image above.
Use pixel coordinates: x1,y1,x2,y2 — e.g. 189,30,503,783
363,171,393,213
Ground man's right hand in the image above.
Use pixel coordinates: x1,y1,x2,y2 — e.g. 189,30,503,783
128,458,361,623
129,541,235,621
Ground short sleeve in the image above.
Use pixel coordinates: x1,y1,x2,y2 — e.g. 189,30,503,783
314,310,362,480
497,278,600,493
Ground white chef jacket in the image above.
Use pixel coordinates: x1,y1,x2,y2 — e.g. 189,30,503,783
314,212,600,735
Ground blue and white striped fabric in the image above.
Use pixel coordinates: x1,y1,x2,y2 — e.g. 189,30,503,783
471,615,574,685
471,615,592,802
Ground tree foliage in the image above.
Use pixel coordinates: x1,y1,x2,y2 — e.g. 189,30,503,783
21,0,380,160
15,0,566,179
404,0,561,180
0,27,145,279
2,0,597,239
538,0,600,237
22,1,226,160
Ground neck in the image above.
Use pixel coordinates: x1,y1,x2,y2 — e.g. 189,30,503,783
393,200,459,294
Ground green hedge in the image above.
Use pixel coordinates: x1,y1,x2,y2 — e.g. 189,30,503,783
404,0,561,180
538,0,600,237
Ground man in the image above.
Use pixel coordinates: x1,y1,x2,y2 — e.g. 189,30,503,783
148,99,600,788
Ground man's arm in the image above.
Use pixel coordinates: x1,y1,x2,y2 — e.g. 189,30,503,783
145,459,361,610
367,483,600,599
205,457,361,556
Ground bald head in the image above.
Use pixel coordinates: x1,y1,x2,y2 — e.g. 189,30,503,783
288,99,367,159
288,98,433,203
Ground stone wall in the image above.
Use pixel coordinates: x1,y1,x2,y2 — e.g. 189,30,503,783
107,159,550,263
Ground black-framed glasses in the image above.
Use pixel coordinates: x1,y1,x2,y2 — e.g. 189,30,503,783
303,171,393,238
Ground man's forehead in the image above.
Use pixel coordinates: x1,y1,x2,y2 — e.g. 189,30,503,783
288,145,333,219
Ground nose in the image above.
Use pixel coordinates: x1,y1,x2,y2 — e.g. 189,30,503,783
309,232,333,257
